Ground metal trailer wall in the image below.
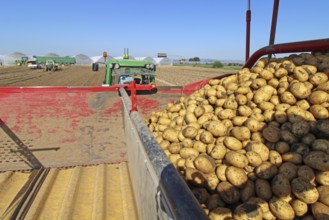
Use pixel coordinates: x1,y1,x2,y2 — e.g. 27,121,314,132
120,88,208,220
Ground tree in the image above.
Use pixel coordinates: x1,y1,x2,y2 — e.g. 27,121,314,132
212,61,223,68
189,57,200,62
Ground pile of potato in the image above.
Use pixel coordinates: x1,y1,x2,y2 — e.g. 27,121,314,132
146,51,329,219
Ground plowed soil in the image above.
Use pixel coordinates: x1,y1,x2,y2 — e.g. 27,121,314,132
0,65,237,86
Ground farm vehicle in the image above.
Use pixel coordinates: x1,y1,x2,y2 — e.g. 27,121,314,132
1,1,329,220
93,58,156,90
34,56,76,71
15,56,29,66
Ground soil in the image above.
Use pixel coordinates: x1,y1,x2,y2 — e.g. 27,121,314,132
0,65,238,170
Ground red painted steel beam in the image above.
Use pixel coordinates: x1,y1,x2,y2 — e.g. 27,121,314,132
268,0,280,59
269,0,279,46
243,38,329,68
245,0,251,62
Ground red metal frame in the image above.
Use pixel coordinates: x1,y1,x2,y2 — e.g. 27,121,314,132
244,38,329,68
0,83,155,93
129,81,138,112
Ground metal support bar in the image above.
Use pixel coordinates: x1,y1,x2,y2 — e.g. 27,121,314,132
245,0,251,62
268,0,280,59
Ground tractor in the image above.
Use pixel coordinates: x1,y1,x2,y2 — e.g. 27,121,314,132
92,49,156,91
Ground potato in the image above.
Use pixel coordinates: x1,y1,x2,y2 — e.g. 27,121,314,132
275,103,290,112
223,94,238,109
217,109,236,120
291,199,308,217
309,90,328,105
233,203,263,220
230,126,251,141
282,152,303,164
317,186,329,207
199,131,214,144
162,128,179,142
311,202,329,220
209,207,232,220
246,141,269,161
244,118,261,132
253,85,275,104
206,194,225,210
310,104,329,119
297,165,315,182
206,120,227,137
216,181,240,204
293,66,309,82
315,171,329,185
204,172,220,191
255,179,272,201
181,138,193,148
179,148,199,159
271,174,291,198
185,168,206,186
280,91,297,104
246,151,263,167
168,142,182,154
274,67,288,78
309,72,328,85
236,94,248,105
312,139,329,153
223,136,242,151
232,116,248,126
238,105,253,117
216,164,228,182
240,180,255,202
279,162,298,181
255,161,278,180
193,141,207,153
275,141,290,154
205,145,225,161
304,151,329,171
262,126,280,143
225,166,248,188
289,82,311,99
269,197,295,220
291,177,319,204
280,130,298,144
316,119,329,137
225,151,248,168
194,154,216,174
191,187,209,204
291,120,310,137
269,150,282,167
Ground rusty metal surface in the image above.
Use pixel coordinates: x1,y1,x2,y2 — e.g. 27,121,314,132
0,163,138,220
0,88,126,171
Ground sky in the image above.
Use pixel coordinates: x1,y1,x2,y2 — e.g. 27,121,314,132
1,0,328,61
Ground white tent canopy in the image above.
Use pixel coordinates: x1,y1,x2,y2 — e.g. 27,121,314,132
74,54,93,65
3,52,28,66
135,57,156,63
153,57,173,66
90,55,114,63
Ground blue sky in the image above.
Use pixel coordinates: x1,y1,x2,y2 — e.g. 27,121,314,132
1,0,328,60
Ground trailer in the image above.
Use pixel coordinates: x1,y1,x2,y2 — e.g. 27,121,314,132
34,56,76,65
1,1,329,219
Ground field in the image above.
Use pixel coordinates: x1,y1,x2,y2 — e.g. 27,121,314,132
0,65,238,86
